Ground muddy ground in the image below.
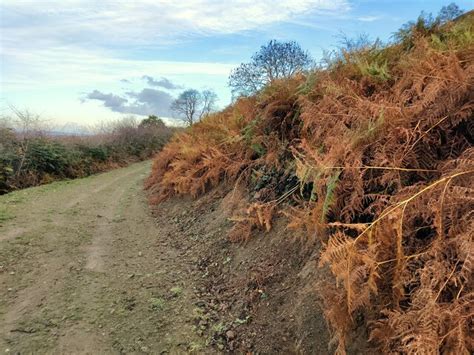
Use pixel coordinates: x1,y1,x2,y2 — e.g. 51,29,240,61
1,161,366,354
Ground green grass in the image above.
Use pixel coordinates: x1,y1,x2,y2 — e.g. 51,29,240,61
150,297,166,311
170,286,183,297
0,205,13,222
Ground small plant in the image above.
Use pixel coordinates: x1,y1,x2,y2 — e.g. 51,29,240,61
211,322,226,333
356,59,390,82
188,341,204,352
0,205,13,222
234,316,251,325
150,297,165,311
170,286,183,297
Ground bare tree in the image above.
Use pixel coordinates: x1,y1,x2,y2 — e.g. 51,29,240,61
200,89,218,120
229,40,313,97
7,106,44,177
9,105,43,139
171,89,217,126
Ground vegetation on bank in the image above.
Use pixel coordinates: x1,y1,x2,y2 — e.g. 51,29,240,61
146,6,473,354
0,114,174,194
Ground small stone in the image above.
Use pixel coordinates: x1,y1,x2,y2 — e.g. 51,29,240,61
226,330,235,339
195,300,206,307
217,344,224,350
9,271,15,275
7,288,12,292
138,251,143,257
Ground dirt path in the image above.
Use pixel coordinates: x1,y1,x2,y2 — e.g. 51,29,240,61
0,161,337,354
0,161,204,354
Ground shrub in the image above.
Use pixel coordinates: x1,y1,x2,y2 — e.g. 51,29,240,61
0,116,174,194
0,127,17,194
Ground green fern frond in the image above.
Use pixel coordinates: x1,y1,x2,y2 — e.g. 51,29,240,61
321,170,341,223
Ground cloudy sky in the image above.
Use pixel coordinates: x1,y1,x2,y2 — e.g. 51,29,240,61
0,0,471,126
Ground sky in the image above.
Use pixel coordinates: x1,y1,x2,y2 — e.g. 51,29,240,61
0,0,472,128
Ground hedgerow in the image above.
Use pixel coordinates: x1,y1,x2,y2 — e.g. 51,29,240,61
0,117,174,194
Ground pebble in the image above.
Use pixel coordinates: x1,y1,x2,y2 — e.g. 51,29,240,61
226,330,235,339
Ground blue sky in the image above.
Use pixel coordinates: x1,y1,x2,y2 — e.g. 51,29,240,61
0,0,472,127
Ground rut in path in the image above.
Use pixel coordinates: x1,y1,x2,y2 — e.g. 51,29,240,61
0,161,205,354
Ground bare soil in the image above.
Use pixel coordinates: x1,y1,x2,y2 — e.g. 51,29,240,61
1,161,356,354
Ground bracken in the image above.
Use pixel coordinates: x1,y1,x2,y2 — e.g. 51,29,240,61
146,11,474,354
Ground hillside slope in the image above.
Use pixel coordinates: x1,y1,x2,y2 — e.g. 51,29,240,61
147,12,474,354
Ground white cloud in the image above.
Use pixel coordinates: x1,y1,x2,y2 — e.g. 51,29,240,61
1,0,349,89
357,15,381,22
1,1,350,47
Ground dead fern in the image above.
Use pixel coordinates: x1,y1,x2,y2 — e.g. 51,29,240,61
146,11,474,354
228,202,277,243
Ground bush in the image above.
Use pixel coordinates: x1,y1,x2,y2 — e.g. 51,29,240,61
0,127,17,194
